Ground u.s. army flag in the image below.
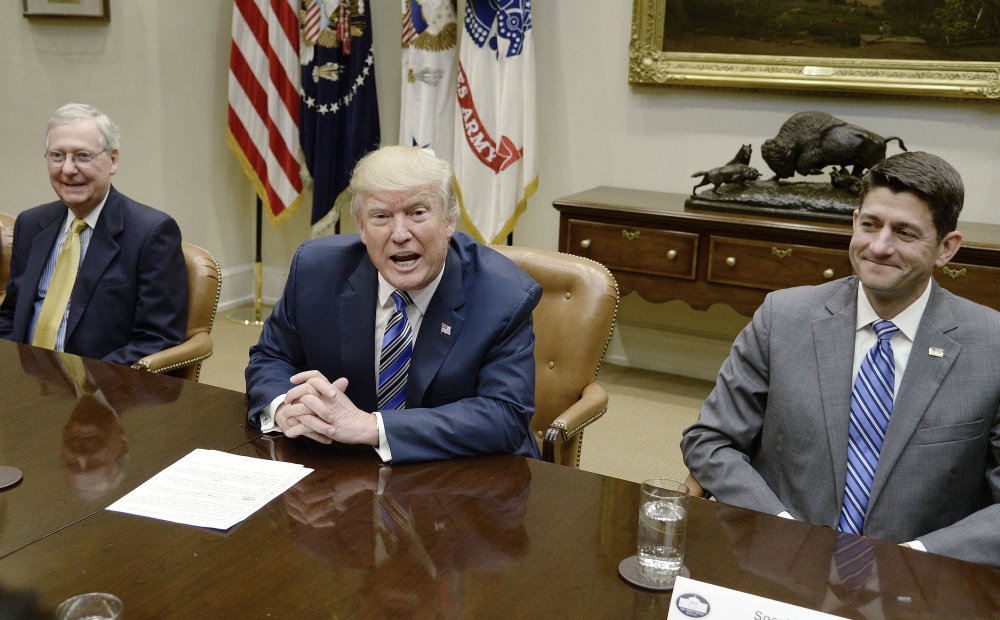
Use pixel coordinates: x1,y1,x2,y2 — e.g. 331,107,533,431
453,0,536,244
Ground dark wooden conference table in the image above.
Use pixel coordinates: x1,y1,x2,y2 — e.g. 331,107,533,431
1,340,999,619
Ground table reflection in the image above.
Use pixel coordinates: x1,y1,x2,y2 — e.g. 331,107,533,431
714,501,1000,619
60,395,128,500
17,346,180,500
256,437,531,617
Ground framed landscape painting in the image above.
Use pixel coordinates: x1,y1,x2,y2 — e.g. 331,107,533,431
629,0,1000,99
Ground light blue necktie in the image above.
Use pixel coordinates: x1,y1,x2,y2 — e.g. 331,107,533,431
838,320,899,535
377,290,414,411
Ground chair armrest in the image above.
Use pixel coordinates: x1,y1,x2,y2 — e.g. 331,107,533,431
132,332,213,375
550,381,609,438
542,381,609,461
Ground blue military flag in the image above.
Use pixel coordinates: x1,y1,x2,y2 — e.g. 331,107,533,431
299,0,380,237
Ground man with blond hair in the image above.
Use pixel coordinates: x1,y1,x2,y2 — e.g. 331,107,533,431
247,146,541,464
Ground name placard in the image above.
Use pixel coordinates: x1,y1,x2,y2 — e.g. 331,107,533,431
668,576,844,619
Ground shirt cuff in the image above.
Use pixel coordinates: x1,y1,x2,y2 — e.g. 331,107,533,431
372,411,392,462
777,511,795,520
258,394,286,432
902,540,927,552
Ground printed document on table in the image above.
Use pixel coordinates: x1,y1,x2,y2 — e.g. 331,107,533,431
107,448,312,530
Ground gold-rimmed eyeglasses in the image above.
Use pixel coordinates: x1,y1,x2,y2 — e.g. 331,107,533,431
44,149,107,166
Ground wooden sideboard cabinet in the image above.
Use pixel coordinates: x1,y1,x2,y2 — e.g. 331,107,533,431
554,187,1000,316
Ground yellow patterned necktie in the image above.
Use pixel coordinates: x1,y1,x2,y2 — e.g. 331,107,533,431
60,352,95,396
32,218,88,350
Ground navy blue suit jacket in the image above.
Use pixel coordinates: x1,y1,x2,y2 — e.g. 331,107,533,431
246,232,542,464
0,187,188,365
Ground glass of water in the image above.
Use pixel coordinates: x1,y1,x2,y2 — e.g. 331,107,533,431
55,592,123,620
637,478,689,585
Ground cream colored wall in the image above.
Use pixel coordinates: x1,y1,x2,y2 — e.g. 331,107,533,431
3,1,998,380
1,2,253,275
525,3,1000,379
0,0,400,305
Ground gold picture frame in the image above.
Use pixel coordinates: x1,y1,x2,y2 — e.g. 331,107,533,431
629,0,1000,100
23,0,110,20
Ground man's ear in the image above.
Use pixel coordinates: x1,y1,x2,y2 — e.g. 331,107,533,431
935,230,963,267
356,216,366,244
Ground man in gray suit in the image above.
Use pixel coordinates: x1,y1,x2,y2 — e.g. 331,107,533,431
682,151,1000,567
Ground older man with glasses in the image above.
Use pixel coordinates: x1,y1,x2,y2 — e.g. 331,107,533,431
0,103,187,365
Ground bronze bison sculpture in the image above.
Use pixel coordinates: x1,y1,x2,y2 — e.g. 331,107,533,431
761,111,906,182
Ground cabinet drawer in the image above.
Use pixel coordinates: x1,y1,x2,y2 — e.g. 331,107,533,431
708,237,853,291
936,262,1000,311
566,219,698,280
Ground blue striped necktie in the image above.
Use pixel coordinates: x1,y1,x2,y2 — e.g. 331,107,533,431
377,290,414,411
838,319,899,535
833,533,878,608
833,533,876,593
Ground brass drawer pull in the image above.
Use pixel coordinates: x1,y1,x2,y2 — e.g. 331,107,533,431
579,239,591,249
622,229,641,241
666,249,678,260
823,268,834,279
771,247,793,259
942,265,967,279
725,256,736,267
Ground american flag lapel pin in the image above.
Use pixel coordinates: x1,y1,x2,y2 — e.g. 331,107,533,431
441,323,452,336
928,347,944,358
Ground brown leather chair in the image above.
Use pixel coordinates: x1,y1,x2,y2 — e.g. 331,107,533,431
491,245,619,467
0,212,14,305
132,243,221,382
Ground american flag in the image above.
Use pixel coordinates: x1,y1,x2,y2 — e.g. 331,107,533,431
303,1,321,43
227,0,303,224
401,0,418,46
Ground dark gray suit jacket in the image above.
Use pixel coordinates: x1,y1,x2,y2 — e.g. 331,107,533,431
682,276,1000,566
0,187,188,365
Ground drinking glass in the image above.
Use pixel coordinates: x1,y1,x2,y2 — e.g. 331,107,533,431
55,592,123,620
637,478,689,585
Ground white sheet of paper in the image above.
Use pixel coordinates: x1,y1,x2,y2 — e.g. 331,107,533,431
668,576,845,619
107,448,312,530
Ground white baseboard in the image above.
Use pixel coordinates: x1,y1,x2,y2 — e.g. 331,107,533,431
218,263,289,311
605,322,732,382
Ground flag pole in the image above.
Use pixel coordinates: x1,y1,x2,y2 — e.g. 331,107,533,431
227,197,267,326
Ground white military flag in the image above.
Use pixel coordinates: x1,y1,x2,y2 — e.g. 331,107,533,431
453,0,536,244
399,0,458,162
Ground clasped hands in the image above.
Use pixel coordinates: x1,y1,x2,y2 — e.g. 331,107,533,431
284,468,378,528
275,370,379,446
